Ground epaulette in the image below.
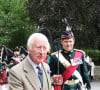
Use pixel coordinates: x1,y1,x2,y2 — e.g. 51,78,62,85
51,50,62,56
74,49,85,55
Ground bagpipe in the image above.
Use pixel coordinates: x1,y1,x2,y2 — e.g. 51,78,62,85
1,45,28,65
0,45,28,86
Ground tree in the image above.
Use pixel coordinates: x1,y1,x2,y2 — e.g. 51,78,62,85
28,0,100,49
0,0,36,49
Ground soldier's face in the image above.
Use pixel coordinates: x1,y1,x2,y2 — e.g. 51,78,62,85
61,38,75,51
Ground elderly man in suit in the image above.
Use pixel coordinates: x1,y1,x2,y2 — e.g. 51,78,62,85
8,33,52,90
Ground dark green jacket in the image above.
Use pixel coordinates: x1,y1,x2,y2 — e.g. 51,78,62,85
49,49,91,89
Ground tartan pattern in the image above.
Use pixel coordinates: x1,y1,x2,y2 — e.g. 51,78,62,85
37,66,43,86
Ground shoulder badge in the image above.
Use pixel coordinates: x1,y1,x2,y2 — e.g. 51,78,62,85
74,49,85,55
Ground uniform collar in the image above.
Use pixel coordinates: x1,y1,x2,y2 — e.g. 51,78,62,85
63,48,74,53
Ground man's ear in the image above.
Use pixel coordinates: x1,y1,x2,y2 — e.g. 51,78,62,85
26,45,30,53
26,45,28,50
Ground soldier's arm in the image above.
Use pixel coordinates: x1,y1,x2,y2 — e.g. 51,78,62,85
81,54,91,90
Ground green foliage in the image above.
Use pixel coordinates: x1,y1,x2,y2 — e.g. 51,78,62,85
85,49,100,65
28,0,100,49
0,0,37,49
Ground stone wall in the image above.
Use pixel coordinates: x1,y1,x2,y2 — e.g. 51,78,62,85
94,66,100,80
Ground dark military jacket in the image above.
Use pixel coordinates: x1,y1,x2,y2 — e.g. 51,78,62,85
49,49,91,89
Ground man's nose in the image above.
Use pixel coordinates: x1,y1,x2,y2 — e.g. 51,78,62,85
40,48,45,53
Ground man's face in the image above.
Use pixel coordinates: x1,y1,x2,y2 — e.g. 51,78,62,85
61,38,75,52
14,51,20,56
28,38,48,65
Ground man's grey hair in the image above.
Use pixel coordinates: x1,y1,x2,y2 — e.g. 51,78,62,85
27,33,50,51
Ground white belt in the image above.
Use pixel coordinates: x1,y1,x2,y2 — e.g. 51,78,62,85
64,79,80,85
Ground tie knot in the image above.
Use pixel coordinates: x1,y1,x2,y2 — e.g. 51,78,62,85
37,66,41,71
37,66,43,76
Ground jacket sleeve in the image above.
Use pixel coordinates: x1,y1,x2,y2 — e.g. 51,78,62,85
81,54,91,89
8,69,23,90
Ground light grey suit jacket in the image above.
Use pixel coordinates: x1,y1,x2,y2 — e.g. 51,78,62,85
8,57,52,90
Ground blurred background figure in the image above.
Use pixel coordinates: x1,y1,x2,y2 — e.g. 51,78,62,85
12,46,21,64
85,55,91,77
13,46,20,57
89,57,95,81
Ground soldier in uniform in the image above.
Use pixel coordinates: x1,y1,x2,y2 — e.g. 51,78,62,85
0,62,8,90
49,26,91,90
12,46,21,64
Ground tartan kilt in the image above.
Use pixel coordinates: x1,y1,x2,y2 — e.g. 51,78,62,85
62,83,81,90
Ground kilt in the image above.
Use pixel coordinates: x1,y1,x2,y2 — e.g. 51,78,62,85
62,83,81,90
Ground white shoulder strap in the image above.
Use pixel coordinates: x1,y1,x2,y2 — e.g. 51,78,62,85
55,52,84,87
55,52,70,68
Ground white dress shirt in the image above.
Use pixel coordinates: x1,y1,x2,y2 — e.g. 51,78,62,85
27,55,42,75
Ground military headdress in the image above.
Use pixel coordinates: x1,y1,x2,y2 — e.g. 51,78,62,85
61,26,74,39
13,46,19,52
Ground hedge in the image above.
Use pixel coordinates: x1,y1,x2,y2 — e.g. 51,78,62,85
85,49,100,65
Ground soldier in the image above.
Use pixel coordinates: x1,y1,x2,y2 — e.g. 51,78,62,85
12,46,21,64
0,62,8,89
89,57,95,81
49,26,91,90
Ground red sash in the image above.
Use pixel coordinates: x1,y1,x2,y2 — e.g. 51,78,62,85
54,51,82,90
54,86,61,90
62,51,82,83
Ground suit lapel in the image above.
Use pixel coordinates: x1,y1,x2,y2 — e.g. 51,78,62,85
41,63,51,90
23,58,41,90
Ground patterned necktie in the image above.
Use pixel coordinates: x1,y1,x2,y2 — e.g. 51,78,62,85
37,66,43,86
